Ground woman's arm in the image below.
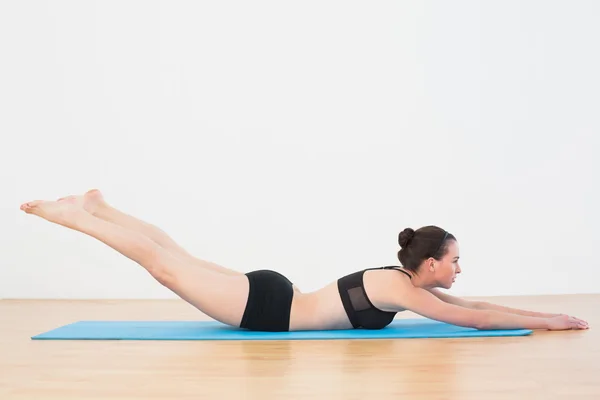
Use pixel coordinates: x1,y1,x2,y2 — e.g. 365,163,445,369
475,301,560,318
428,288,560,318
426,288,480,309
425,289,589,329
397,287,550,330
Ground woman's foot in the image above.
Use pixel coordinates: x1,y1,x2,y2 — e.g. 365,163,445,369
57,188,106,216
20,197,88,228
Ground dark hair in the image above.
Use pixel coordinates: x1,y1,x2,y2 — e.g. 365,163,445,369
397,225,456,272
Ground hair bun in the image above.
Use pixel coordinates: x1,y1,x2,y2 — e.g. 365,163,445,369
398,228,415,248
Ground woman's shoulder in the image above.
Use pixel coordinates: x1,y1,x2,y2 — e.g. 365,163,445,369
362,266,413,312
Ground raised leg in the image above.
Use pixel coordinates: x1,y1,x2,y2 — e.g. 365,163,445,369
58,189,243,276
20,198,250,327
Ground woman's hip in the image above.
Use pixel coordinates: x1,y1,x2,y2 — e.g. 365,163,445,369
240,269,296,332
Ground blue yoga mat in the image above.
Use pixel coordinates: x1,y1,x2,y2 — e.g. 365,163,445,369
31,318,533,341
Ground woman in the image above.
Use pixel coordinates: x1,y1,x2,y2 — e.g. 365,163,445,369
20,189,589,332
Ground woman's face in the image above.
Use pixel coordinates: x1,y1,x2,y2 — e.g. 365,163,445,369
435,240,461,288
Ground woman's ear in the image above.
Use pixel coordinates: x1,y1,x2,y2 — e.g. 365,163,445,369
428,258,435,271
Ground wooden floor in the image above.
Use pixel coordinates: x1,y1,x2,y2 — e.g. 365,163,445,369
1,294,599,399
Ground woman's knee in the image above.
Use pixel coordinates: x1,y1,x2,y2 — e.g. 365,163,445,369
149,265,177,287
145,248,184,286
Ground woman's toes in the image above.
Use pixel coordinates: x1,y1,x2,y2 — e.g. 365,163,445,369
21,200,41,213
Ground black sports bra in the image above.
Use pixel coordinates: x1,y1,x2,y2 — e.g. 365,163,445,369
337,265,411,330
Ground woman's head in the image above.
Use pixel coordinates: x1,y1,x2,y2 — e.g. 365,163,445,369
397,225,460,288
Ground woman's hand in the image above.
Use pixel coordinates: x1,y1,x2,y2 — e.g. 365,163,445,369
546,314,590,330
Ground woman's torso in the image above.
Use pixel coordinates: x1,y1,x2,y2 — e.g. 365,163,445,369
288,267,410,331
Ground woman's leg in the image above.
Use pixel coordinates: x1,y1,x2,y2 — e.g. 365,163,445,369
58,189,242,276
20,198,250,327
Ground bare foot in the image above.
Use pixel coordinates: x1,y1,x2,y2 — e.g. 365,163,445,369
57,189,106,215
20,198,88,228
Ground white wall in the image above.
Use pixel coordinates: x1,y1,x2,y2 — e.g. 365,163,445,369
1,1,598,299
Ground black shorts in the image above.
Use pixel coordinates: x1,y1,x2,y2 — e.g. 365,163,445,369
240,269,294,332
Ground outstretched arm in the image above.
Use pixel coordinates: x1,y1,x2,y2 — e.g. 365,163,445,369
427,289,589,328
426,288,480,309
402,288,588,330
427,288,559,317
476,300,559,318
400,287,549,330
